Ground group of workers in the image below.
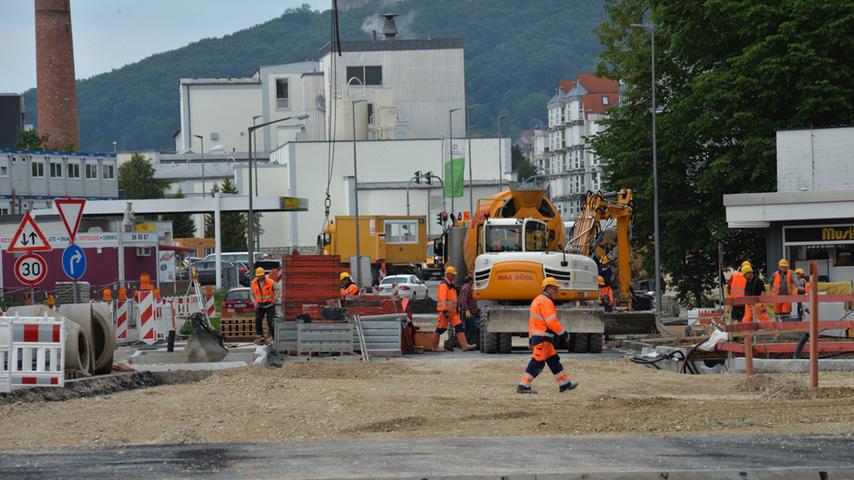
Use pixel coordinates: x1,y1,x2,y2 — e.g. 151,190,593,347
727,258,811,323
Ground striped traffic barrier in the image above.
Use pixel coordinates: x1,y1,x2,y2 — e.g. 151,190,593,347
0,313,65,392
115,298,129,341
138,291,157,344
205,286,216,318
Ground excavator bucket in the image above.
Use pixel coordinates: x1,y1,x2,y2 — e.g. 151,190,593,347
184,313,228,362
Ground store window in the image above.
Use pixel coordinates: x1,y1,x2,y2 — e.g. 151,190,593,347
384,219,418,244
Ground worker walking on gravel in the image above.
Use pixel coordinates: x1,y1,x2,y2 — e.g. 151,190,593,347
517,277,578,394
253,267,277,342
340,272,359,298
433,266,477,352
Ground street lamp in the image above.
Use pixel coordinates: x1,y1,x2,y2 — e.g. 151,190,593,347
352,99,367,287
193,134,206,197
465,104,481,217
252,115,262,194
631,21,661,314
449,108,461,219
497,114,506,191
246,113,309,264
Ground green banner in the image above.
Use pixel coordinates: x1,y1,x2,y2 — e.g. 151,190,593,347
443,157,465,198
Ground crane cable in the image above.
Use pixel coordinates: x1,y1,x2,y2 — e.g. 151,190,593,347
320,0,342,244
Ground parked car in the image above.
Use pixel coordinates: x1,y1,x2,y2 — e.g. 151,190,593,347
375,275,429,300
222,287,255,313
192,260,235,285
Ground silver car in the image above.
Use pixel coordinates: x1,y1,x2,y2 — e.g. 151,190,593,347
375,275,429,300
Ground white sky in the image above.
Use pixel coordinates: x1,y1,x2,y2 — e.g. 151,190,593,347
0,0,329,94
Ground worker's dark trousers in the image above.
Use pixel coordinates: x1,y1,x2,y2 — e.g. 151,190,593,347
255,303,275,338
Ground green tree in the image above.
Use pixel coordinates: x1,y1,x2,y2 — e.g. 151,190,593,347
205,178,248,251
591,0,854,306
516,161,539,182
119,153,169,199
15,130,49,150
166,189,196,238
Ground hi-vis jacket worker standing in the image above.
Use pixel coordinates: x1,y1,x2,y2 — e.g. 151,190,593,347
518,277,578,394
433,266,477,352
253,267,276,341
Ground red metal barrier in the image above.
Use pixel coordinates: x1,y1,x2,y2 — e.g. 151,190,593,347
721,261,854,389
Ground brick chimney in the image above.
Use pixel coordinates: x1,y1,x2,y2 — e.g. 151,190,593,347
35,0,80,151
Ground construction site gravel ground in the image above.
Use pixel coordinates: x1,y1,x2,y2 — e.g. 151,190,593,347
2,355,854,450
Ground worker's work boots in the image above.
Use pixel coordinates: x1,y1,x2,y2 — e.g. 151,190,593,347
559,381,579,393
455,332,478,351
516,385,537,395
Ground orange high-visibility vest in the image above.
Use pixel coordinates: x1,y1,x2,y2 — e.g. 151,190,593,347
340,283,359,298
728,272,746,297
771,270,796,314
437,278,458,313
529,293,566,345
252,277,276,304
599,286,614,305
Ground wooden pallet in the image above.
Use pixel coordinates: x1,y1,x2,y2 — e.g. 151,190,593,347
220,317,270,337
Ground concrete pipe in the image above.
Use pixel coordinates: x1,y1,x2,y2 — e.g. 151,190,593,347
6,305,90,373
58,303,115,375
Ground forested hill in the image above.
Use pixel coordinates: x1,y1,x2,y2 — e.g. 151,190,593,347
23,0,606,152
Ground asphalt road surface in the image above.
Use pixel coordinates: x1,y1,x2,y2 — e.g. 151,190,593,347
2,434,853,479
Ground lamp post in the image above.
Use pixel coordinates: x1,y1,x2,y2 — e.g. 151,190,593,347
246,113,309,265
631,21,661,314
352,99,367,287
193,134,206,197
465,104,480,217
252,115,262,194
449,108,461,219
497,114,506,191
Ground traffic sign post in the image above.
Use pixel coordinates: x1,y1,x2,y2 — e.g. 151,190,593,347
8,213,52,253
55,198,87,303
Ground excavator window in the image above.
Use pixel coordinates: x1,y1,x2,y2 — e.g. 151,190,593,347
498,198,517,217
538,200,555,218
485,225,523,252
524,221,548,251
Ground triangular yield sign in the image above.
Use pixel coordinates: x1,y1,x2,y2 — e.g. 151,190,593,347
8,213,52,252
55,198,86,241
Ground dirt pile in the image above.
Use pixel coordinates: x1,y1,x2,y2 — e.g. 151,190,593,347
1,356,853,449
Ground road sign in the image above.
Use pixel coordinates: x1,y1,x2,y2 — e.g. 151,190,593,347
14,253,48,287
7,213,52,252
55,198,86,241
62,245,87,280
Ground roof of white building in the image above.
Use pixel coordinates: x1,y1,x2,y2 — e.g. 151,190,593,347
153,163,235,180
320,38,464,56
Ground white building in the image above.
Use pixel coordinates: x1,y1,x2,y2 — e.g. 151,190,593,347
537,74,620,217
235,137,510,249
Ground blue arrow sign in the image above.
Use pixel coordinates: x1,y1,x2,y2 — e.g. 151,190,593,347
62,245,87,280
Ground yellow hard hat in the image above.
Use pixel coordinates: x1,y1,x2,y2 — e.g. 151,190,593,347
741,260,752,267
597,275,605,286
778,259,789,268
340,272,351,280
795,268,804,275
600,256,610,265
445,266,458,276
741,265,753,274
255,267,266,277
541,277,560,289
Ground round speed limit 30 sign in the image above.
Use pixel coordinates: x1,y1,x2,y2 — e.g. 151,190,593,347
15,253,48,287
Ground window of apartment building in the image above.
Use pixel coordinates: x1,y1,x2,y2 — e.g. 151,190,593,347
275,78,289,109
85,163,98,179
50,161,63,178
32,160,45,178
0,206,8,215
67,161,80,179
102,163,115,179
602,96,609,105
346,66,382,86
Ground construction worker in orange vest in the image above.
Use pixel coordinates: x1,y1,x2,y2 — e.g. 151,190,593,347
795,267,810,321
518,277,578,394
340,272,359,298
741,264,768,323
433,266,477,352
597,276,614,312
252,267,276,341
727,261,751,322
771,259,797,318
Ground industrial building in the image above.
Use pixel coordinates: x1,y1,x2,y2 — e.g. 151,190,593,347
724,126,854,286
0,148,119,213
0,94,25,149
536,74,621,216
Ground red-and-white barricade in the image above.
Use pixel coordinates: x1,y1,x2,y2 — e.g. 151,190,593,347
138,291,157,344
0,313,65,393
115,298,130,341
